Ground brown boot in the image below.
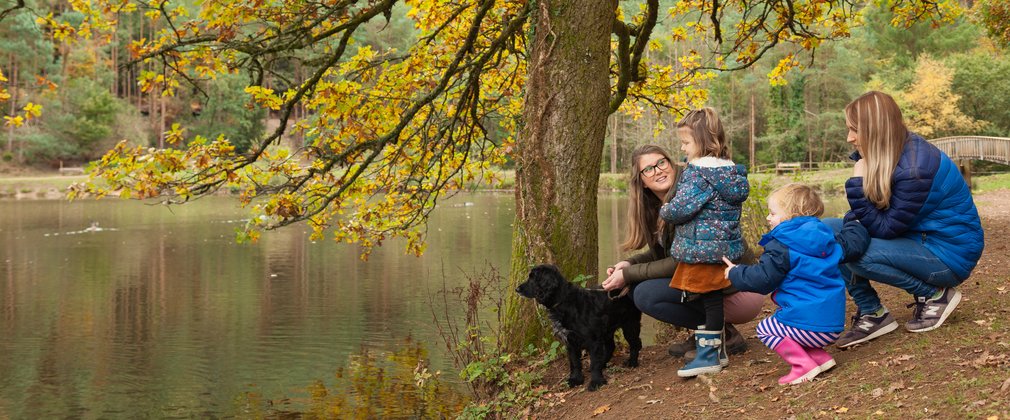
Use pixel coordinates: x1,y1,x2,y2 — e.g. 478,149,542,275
685,324,748,358
667,333,695,357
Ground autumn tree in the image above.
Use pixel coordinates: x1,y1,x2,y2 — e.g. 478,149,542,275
901,54,984,137
0,0,968,348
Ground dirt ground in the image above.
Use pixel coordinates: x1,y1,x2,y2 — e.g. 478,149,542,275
529,189,1010,419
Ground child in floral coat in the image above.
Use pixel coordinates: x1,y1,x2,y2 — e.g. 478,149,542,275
660,107,748,377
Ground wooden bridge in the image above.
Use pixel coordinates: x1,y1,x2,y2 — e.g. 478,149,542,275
929,136,1010,186
930,136,1010,166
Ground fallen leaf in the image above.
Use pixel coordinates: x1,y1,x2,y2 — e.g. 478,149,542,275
986,416,998,420
771,396,780,402
836,406,849,413
871,388,884,398
592,405,611,416
646,399,662,404
974,320,988,325
874,410,884,416
708,390,720,403
1000,377,1010,393
888,381,905,393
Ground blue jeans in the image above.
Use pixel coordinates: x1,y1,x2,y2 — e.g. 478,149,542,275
823,218,962,314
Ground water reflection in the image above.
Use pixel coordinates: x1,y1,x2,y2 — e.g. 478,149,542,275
237,337,468,418
0,192,848,418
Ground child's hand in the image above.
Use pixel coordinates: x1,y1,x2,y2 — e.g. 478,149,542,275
721,256,736,279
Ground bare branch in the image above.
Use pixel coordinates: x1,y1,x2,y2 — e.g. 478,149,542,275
0,0,25,22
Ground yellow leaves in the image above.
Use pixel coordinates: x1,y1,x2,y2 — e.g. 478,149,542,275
901,55,985,136
889,0,963,28
4,102,44,129
768,54,801,86
165,123,185,145
3,116,25,128
23,103,42,119
244,86,283,110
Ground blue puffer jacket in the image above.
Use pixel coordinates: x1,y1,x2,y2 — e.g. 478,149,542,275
728,217,868,333
843,134,984,281
660,157,749,263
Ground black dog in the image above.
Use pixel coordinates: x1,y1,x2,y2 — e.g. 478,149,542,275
516,264,642,391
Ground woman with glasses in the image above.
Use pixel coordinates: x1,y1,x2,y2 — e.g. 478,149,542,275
602,144,764,359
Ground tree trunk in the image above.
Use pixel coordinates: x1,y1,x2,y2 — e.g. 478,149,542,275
504,0,616,350
749,92,755,169
7,55,15,154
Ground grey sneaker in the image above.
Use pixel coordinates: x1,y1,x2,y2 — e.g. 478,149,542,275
905,287,962,333
667,334,695,357
836,311,898,348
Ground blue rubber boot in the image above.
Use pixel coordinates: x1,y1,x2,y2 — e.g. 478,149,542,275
677,329,724,377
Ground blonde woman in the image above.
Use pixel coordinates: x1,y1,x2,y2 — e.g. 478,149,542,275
601,144,763,359
825,91,984,348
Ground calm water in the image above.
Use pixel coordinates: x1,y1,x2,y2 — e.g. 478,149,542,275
0,192,848,418
0,194,637,418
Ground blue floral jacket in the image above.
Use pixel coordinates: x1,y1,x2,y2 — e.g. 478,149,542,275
660,157,749,263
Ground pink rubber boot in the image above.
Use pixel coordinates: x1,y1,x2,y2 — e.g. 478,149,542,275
772,337,822,385
805,346,836,373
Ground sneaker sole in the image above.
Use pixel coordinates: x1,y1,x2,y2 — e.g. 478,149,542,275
677,365,723,377
906,289,962,333
836,320,899,348
816,359,836,372
783,366,823,385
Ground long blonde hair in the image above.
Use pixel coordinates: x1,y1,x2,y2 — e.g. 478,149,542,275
845,91,908,209
676,107,730,159
621,145,680,252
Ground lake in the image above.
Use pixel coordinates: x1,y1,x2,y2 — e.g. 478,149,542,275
0,191,848,417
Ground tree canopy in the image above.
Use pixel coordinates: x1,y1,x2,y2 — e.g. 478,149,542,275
0,0,968,257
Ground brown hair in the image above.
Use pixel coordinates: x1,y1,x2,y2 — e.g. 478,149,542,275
621,144,680,252
845,91,909,209
676,107,730,159
769,183,824,219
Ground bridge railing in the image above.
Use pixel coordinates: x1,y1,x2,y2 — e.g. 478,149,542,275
930,136,1010,166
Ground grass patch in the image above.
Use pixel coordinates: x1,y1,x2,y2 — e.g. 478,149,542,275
973,172,1010,193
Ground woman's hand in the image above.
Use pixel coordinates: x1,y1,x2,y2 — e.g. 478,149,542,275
853,158,867,178
607,260,631,276
601,269,626,291
721,256,737,279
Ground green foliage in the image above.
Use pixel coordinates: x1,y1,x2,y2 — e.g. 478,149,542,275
859,3,981,90
29,77,123,161
761,78,808,163
430,265,561,418
949,49,1010,136
741,177,773,258
177,73,266,154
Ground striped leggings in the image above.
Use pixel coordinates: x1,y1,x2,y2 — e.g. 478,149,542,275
756,316,840,350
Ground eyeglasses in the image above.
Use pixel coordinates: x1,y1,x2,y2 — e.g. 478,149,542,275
639,157,670,178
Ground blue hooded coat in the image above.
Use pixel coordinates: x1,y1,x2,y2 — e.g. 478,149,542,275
728,217,868,333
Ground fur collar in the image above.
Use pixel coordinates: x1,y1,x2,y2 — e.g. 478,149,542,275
689,156,735,168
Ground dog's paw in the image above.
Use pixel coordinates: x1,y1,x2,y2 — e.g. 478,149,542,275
587,378,607,392
623,358,639,368
567,375,585,388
